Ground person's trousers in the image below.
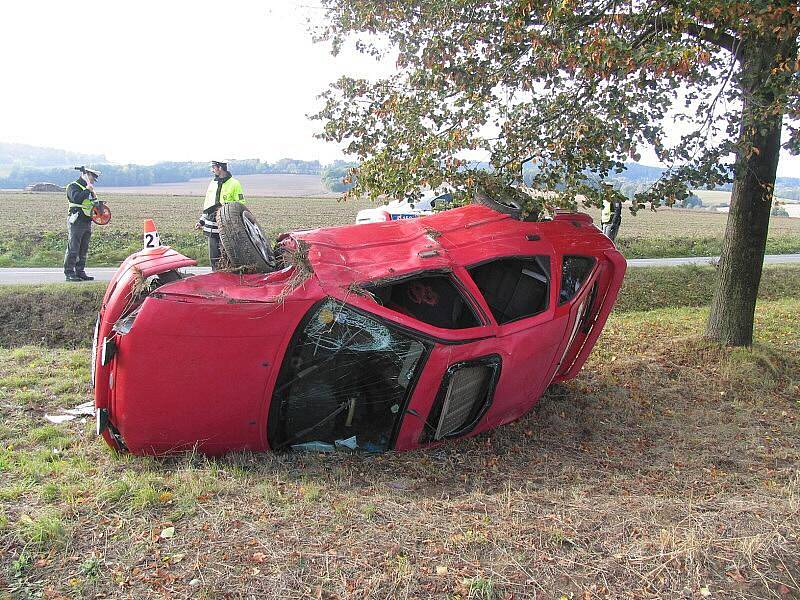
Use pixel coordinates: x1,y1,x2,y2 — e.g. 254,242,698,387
64,218,92,274
207,232,222,271
602,222,620,242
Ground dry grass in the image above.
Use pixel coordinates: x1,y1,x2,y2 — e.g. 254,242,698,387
0,192,375,268
0,192,373,237
6,191,797,239
580,203,800,238
0,299,798,598
273,240,314,305
0,193,798,266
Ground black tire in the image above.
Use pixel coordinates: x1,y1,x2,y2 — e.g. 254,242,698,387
218,203,276,273
472,188,523,219
473,187,541,222
156,269,183,286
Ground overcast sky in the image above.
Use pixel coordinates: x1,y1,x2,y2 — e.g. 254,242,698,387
2,1,798,177
1,1,393,165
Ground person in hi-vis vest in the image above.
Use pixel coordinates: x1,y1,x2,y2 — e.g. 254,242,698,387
64,166,102,281
196,160,245,270
601,198,623,242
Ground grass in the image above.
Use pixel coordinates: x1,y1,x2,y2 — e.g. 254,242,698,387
618,233,800,258
615,263,800,311
0,264,798,349
0,290,798,597
0,192,799,267
582,203,800,257
0,192,375,268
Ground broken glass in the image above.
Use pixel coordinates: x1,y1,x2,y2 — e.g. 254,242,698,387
269,299,429,452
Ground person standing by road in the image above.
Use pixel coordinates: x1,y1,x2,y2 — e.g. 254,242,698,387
196,160,245,270
601,198,623,242
64,166,101,281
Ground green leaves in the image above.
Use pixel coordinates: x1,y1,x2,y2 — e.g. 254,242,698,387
314,0,799,215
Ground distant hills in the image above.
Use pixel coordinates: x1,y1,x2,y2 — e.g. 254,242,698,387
520,161,800,203
1,142,798,200
0,142,323,188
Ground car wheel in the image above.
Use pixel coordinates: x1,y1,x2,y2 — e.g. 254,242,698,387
218,203,276,273
472,188,524,219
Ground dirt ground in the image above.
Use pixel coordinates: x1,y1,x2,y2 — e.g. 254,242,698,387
0,298,798,599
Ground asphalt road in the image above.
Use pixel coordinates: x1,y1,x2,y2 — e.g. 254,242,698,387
0,254,798,285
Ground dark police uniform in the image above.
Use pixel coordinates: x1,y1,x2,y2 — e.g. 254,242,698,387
64,178,95,280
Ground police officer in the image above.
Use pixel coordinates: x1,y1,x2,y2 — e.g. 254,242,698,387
196,160,245,270
601,198,623,242
64,166,101,281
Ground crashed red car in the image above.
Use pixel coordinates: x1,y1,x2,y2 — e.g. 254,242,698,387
92,202,626,456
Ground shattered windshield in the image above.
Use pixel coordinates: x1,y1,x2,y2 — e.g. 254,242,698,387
268,299,429,453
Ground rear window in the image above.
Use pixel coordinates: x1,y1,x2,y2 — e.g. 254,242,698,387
367,274,480,330
559,256,596,304
467,257,550,324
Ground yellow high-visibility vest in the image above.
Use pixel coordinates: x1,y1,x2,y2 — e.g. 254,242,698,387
67,180,94,217
203,177,245,211
601,199,612,224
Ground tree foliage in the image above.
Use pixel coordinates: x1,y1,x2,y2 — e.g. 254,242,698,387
314,0,799,215
315,1,800,346
321,160,359,192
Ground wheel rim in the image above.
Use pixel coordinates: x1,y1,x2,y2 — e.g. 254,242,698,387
243,212,272,264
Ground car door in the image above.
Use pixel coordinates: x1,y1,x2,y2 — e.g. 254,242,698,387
457,254,569,430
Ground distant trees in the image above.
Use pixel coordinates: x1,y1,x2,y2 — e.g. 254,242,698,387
681,194,704,209
775,182,800,200
0,159,325,189
321,161,358,192
771,203,790,216
272,158,322,175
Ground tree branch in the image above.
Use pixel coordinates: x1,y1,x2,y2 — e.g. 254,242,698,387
684,23,743,61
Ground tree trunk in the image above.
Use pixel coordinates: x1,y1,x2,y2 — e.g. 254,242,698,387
705,43,784,347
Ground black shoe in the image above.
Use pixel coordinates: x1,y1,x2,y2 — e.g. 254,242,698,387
65,273,82,282
76,273,94,281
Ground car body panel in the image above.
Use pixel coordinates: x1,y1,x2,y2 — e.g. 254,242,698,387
109,296,316,454
93,205,626,456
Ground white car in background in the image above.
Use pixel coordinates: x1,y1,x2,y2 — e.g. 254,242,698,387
355,192,453,224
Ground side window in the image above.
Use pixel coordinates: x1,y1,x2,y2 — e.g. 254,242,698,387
559,256,596,304
467,256,550,324
367,274,481,330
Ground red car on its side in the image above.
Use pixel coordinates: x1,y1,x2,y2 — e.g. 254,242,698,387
92,201,625,456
